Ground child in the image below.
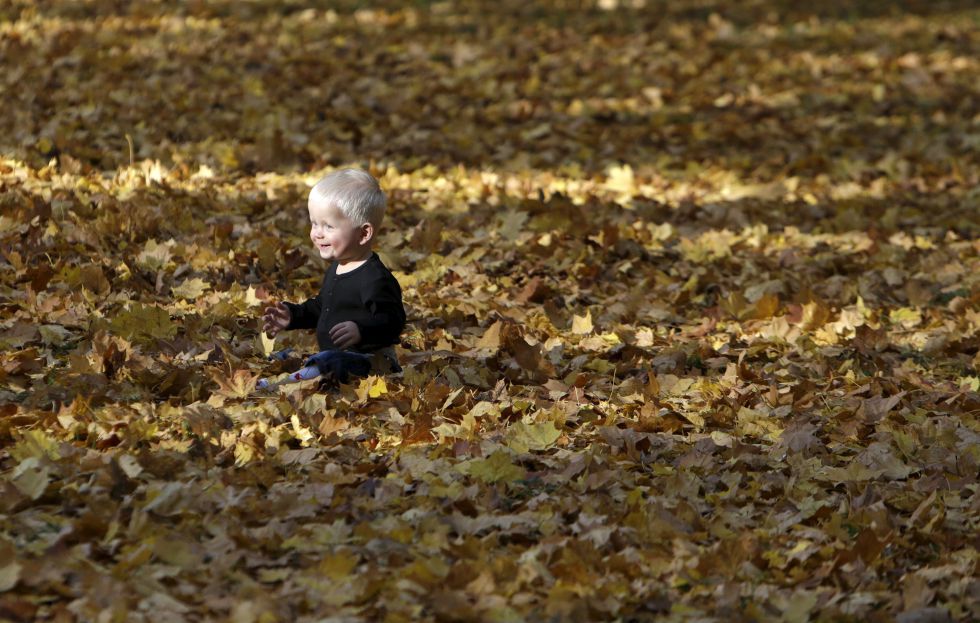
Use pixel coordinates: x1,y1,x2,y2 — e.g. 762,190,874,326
261,168,405,384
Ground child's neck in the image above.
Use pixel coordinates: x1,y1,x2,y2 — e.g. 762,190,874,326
336,250,373,274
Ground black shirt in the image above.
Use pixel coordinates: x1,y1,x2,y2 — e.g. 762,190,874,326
284,253,406,352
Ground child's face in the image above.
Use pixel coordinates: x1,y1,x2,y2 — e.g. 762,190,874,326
307,196,371,264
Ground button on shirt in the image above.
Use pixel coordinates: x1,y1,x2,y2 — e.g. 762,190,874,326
284,253,406,352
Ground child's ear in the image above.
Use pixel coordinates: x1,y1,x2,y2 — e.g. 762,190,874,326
359,222,375,245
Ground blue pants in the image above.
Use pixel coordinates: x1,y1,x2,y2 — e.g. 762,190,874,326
305,350,374,383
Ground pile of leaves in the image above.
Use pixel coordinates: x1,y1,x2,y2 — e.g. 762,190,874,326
1,1,978,621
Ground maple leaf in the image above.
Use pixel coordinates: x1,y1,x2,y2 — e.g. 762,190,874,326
456,450,525,484
505,420,562,453
109,303,177,343
318,412,349,438
355,376,388,402
171,277,210,300
209,368,257,399
735,407,783,442
136,239,173,271
9,430,61,462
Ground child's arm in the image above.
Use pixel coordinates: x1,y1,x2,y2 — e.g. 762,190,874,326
262,293,321,337
282,295,321,331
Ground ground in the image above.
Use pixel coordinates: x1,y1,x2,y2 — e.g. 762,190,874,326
0,1,978,621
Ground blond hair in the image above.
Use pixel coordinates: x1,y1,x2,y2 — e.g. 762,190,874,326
310,168,386,227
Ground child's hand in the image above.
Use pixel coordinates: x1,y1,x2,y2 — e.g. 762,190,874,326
329,321,361,349
262,303,291,337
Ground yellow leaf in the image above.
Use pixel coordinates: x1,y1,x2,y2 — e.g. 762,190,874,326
456,450,525,484
234,441,255,466
721,291,750,318
431,421,466,443
645,372,660,397
211,369,257,399
571,310,593,334
257,569,291,584
736,407,783,442
355,375,388,401
710,431,734,447
521,123,551,141
0,561,22,592
661,375,695,396
10,457,49,500
245,286,263,307
172,277,210,300
476,320,503,351
775,590,818,623
585,358,615,374
154,538,200,569
290,414,315,444
39,324,72,346
889,307,922,329
801,301,831,331
506,421,561,453
605,164,635,197
109,303,177,343
230,601,264,623
680,410,705,428
10,430,61,462
749,293,780,320
680,230,736,262
212,141,239,169
259,332,275,357
136,239,173,271
118,454,143,479
465,401,499,426
301,393,328,417
368,376,388,398
960,376,980,392
318,552,359,579
497,210,528,242
318,412,349,438
59,264,110,294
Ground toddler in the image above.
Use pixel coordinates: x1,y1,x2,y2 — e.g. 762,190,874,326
262,168,405,383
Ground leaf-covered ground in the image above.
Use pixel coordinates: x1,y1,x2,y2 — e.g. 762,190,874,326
1,1,979,621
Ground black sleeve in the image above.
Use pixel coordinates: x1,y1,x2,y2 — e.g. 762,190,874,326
284,295,321,331
356,275,406,347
